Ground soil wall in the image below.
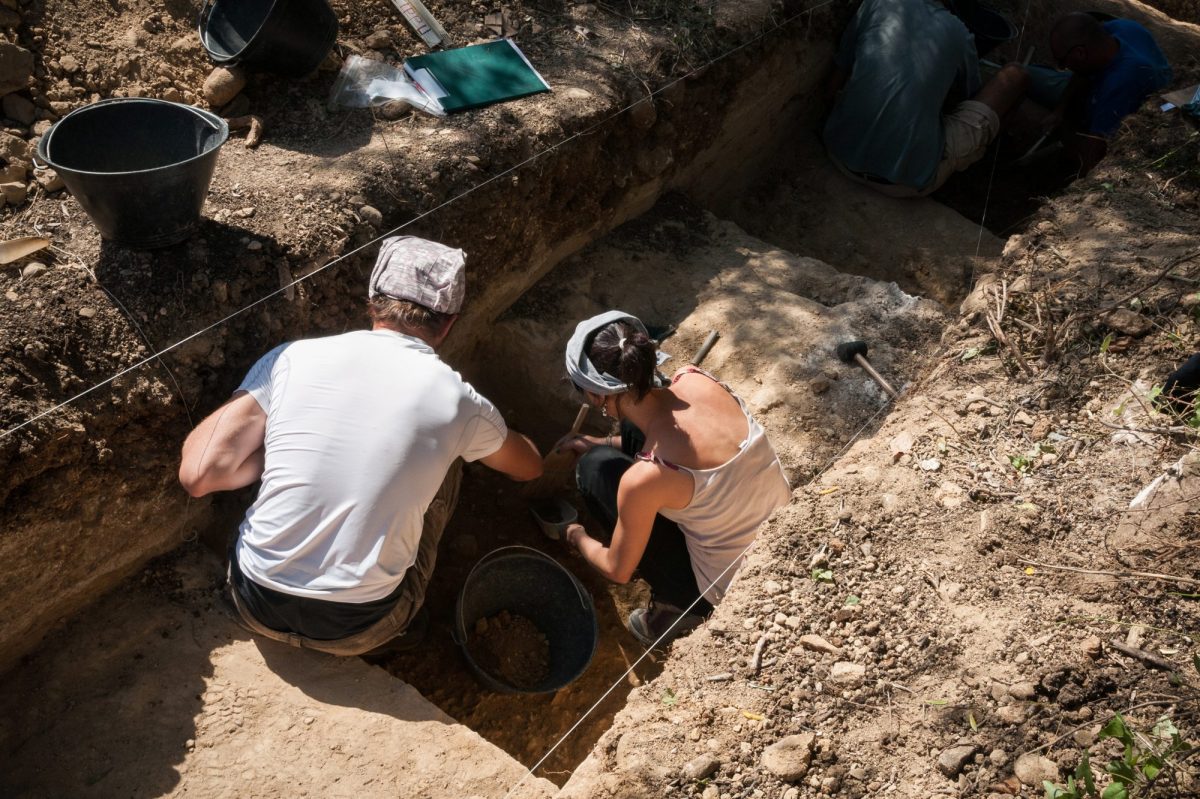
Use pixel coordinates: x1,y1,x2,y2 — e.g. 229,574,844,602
0,8,837,673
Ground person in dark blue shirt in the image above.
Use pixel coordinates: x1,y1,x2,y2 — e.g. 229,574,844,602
1028,13,1171,174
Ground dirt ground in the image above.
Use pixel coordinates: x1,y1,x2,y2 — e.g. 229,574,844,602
3,0,1200,797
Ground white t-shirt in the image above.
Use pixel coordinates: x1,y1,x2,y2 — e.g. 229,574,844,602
234,329,507,603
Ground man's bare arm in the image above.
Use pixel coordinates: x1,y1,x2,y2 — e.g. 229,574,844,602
478,431,543,482
179,392,268,497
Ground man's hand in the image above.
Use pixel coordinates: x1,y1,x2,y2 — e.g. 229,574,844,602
552,433,612,456
478,431,543,482
179,392,267,497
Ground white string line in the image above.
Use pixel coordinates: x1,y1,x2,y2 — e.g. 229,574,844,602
973,0,1035,260
0,0,840,444
501,384,902,799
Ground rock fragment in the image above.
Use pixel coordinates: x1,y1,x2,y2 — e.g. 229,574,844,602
681,754,720,781
203,66,246,108
937,743,979,777
1013,753,1058,786
359,205,383,228
1103,308,1151,337
761,733,815,781
2,93,34,125
0,41,34,95
829,661,865,687
798,634,842,656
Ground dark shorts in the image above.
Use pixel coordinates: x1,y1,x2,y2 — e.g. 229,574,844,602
575,421,714,616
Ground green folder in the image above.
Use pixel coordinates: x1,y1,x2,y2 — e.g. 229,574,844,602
403,39,551,114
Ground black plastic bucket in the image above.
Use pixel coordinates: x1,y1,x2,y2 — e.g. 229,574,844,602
35,99,228,249
954,0,1018,57
199,0,339,78
454,546,598,694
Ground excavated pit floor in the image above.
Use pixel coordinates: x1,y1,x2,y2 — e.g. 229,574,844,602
0,153,1000,794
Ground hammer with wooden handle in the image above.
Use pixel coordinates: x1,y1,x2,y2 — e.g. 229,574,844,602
835,340,898,399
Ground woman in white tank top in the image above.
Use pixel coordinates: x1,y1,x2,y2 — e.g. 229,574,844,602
560,311,791,647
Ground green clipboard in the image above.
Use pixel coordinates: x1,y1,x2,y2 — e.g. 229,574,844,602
403,39,551,113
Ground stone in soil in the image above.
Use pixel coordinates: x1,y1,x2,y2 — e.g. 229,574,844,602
469,610,550,691
761,733,815,781
829,661,865,687
203,66,246,108
937,743,979,777
798,634,842,656
2,92,34,125
681,754,721,781
1013,753,1058,786
0,41,34,95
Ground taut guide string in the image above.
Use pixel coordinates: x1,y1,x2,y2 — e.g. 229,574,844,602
0,0,840,442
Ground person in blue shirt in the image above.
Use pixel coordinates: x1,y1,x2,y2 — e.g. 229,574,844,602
823,0,1029,197
1027,13,1172,174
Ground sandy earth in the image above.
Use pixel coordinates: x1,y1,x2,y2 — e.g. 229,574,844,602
2,0,1200,798
0,549,554,798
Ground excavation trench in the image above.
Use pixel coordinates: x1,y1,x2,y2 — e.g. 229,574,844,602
9,0,1192,792
369,174,971,780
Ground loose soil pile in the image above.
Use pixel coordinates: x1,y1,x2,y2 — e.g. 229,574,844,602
472,610,552,691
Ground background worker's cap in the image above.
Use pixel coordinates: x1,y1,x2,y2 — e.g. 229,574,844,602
369,236,466,314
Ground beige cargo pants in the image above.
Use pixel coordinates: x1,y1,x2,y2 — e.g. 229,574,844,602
230,460,462,657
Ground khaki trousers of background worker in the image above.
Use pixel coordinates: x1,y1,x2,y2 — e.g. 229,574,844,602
230,460,462,657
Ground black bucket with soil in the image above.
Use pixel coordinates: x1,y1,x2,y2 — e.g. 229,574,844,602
455,546,598,694
199,0,339,77
35,99,228,249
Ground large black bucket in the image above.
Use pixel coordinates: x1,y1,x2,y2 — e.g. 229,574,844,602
199,0,339,78
953,0,1018,57
455,546,598,694
35,99,228,249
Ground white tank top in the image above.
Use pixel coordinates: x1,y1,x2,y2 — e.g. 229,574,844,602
643,369,791,604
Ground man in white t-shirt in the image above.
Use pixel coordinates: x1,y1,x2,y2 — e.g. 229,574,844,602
179,236,542,656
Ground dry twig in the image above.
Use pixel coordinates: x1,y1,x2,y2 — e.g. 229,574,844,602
985,282,1035,377
1018,558,1200,586
1108,639,1179,671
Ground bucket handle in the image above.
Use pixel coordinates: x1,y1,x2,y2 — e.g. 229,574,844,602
455,545,591,641
197,0,216,44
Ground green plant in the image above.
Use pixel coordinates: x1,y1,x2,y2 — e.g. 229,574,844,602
1043,713,1194,799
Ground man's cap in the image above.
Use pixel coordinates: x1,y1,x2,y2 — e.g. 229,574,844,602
369,236,466,314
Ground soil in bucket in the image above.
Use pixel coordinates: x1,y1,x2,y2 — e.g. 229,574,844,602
469,611,551,691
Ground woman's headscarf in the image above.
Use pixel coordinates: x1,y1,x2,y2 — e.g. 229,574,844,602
564,310,653,396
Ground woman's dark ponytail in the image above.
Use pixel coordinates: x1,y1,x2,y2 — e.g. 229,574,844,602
588,321,656,399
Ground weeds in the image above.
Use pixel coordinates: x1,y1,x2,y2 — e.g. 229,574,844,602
1045,657,1200,799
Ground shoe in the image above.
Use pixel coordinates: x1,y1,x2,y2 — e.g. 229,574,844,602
626,601,705,648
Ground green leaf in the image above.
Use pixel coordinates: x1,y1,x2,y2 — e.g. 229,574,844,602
1105,759,1137,784
1100,332,1114,353
1100,714,1131,745
661,687,677,707
1149,385,1163,401
1077,751,1097,796
844,594,861,607
1010,454,1032,472
1043,781,1066,799
1101,782,1128,799
961,346,982,362
1142,761,1160,780
811,568,833,583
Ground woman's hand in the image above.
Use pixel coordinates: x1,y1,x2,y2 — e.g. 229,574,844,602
553,432,615,456
562,523,587,553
